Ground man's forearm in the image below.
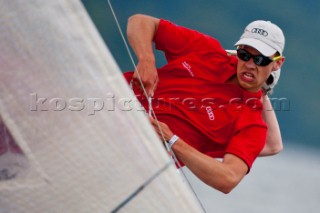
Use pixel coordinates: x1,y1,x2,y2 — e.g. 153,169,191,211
172,139,247,194
126,14,160,97
127,14,159,62
260,95,283,156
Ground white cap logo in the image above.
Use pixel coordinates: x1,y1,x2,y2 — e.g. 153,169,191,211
251,28,268,37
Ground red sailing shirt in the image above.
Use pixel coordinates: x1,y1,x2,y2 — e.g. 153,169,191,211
124,19,267,169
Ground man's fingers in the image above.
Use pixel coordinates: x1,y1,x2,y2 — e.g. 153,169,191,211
146,87,154,97
146,77,159,97
149,117,157,125
132,71,158,97
150,77,158,97
149,117,161,136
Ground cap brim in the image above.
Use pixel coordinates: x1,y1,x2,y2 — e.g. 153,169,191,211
235,38,277,56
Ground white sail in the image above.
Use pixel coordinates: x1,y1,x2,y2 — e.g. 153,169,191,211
0,0,204,212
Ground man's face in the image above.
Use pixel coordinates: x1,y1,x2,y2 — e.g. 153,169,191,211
236,46,281,93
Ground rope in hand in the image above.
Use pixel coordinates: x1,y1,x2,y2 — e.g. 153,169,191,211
107,1,207,212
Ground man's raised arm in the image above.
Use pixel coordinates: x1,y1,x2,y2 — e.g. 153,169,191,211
127,14,160,97
260,95,283,156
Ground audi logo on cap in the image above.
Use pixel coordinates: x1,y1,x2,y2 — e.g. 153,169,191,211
251,28,268,37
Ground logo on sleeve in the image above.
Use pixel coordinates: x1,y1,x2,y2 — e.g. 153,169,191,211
182,61,195,77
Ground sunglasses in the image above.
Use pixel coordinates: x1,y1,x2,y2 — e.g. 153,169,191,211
237,48,281,66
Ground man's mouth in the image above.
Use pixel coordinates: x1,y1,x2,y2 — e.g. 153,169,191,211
240,72,255,83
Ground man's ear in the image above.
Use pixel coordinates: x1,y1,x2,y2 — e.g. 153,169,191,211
272,57,285,71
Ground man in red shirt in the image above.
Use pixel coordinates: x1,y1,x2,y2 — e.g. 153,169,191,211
124,14,285,193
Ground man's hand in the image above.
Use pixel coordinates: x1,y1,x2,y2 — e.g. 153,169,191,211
132,59,158,97
149,117,173,141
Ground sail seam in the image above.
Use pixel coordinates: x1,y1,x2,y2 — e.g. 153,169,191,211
110,161,172,213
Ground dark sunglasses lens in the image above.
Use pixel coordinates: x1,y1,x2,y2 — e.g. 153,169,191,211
254,56,272,66
253,56,264,65
237,49,250,61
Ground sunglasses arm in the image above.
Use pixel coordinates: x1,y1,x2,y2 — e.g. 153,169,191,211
226,49,237,56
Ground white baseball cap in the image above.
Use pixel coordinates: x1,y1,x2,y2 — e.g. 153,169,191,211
235,20,285,56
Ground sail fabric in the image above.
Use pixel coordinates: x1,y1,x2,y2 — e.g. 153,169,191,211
0,0,204,212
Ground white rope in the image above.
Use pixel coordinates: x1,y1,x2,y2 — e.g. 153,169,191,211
107,0,173,152
107,1,207,212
